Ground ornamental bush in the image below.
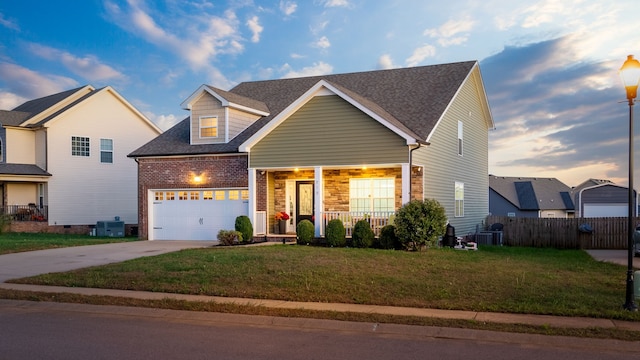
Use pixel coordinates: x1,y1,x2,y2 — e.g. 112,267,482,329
296,220,315,245
325,219,346,247
352,219,374,248
378,224,399,250
217,229,242,246
234,215,253,244
394,199,447,251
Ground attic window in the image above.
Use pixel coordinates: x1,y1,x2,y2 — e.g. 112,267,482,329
199,116,218,138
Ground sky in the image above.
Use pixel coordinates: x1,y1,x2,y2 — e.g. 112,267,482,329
1,0,639,188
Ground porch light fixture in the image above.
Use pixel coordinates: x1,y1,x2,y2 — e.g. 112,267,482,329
619,54,640,311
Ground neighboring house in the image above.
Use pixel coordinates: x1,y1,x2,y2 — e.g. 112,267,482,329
129,61,495,241
572,179,637,217
0,85,162,233
489,176,575,218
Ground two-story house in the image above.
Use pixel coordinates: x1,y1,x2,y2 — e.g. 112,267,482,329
129,61,495,241
0,85,162,233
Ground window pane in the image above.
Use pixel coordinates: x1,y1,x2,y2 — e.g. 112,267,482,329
71,136,89,157
190,191,199,200
228,190,239,200
215,191,225,200
155,192,164,201
200,116,218,138
203,191,213,200
178,191,188,200
166,192,175,200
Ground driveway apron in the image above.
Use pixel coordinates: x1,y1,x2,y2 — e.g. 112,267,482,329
0,241,216,283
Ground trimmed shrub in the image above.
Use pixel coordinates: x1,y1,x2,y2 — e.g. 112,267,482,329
217,229,242,246
378,224,399,250
325,219,346,247
235,215,253,244
395,199,447,251
352,219,374,248
296,220,315,245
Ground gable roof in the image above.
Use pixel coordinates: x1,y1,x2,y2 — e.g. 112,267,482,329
130,61,493,158
0,163,51,177
0,86,161,134
490,175,575,211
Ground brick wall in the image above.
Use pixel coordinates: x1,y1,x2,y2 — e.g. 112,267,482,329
136,155,249,239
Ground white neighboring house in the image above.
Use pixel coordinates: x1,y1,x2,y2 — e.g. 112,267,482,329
0,85,162,233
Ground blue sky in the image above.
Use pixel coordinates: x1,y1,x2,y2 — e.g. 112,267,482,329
1,0,639,187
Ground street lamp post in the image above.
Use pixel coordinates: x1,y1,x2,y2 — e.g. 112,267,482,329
620,55,640,311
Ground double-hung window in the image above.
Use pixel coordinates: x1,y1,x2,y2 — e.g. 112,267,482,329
100,139,113,163
71,136,90,157
455,181,464,217
349,178,394,213
199,116,218,138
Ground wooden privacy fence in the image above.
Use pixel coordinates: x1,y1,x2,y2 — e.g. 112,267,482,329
485,216,639,249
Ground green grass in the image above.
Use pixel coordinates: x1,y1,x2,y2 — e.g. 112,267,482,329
11,245,640,322
0,232,138,254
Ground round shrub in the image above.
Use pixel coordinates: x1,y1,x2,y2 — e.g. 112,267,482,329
234,215,253,244
217,229,242,246
352,219,374,248
378,224,399,250
395,199,447,251
325,219,346,247
296,220,315,245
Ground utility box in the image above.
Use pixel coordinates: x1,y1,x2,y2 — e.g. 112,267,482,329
96,221,125,237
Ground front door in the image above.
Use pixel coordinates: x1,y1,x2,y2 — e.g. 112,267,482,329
296,181,314,224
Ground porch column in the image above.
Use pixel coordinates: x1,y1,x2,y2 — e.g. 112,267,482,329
314,166,323,237
402,163,410,204
248,167,257,235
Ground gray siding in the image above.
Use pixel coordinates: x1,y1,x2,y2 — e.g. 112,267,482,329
228,108,260,141
413,73,490,235
250,95,408,168
191,93,226,145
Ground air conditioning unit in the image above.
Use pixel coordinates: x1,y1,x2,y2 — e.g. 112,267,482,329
96,220,125,237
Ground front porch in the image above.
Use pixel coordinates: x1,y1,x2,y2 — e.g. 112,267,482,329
250,166,422,239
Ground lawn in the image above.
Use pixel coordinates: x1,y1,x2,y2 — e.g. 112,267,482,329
0,232,137,254
10,244,640,322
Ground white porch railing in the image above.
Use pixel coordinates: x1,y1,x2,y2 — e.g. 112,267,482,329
324,211,395,237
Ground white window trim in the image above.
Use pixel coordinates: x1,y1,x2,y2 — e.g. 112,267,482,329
455,181,464,217
349,177,395,213
199,115,218,139
71,136,90,157
100,138,113,164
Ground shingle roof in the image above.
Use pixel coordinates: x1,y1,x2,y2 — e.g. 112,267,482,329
129,61,478,157
204,85,270,114
489,175,574,211
0,110,31,126
11,86,87,122
0,163,51,176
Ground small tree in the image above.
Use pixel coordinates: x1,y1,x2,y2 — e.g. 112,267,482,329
234,215,253,244
296,220,315,245
352,219,374,248
395,199,447,251
326,219,346,247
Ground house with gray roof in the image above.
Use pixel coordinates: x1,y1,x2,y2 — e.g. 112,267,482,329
129,61,495,240
489,175,575,218
0,86,161,233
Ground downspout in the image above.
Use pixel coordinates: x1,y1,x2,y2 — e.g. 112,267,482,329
408,141,429,201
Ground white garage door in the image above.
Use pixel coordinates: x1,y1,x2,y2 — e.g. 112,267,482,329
151,189,248,240
583,204,627,218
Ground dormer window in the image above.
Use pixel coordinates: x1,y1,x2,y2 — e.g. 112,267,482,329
199,116,218,138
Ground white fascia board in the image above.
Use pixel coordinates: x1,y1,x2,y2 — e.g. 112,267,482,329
181,85,269,116
239,80,416,152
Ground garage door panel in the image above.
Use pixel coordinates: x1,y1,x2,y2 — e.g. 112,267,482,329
151,189,248,240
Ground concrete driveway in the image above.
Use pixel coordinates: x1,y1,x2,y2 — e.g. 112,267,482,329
586,249,639,269
0,240,217,283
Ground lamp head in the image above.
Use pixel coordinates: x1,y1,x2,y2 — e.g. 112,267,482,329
620,55,640,101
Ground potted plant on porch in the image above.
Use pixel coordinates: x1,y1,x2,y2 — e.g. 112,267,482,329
275,211,290,234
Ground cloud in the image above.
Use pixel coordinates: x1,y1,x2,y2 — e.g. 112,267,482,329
0,12,19,31
0,91,27,110
313,36,331,49
424,16,475,47
290,53,305,59
405,44,436,67
377,54,396,70
323,0,350,7
28,44,126,82
0,62,78,108
145,112,180,131
246,16,263,43
481,35,631,186
281,61,333,78
279,1,297,16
